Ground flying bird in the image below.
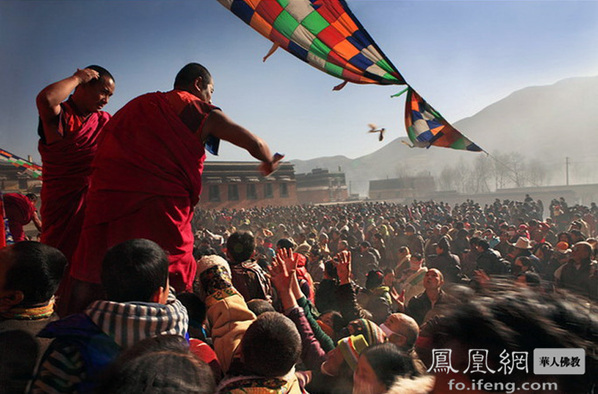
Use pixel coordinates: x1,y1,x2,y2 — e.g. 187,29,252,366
367,124,386,141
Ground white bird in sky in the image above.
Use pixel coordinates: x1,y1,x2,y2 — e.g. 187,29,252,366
367,123,386,141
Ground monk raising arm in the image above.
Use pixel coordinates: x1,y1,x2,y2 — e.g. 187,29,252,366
36,68,111,145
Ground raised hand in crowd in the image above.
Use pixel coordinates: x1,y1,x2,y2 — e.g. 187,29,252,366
269,247,299,310
389,287,406,313
335,250,352,285
473,269,491,288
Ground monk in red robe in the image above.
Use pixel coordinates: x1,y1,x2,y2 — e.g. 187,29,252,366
68,63,282,313
36,66,115,262
0,194,6,247
2,193,42,242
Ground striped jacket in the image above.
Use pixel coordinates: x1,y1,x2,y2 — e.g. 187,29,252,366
31,292,188,393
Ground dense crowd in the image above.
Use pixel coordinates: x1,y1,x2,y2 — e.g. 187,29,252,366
193,196,597,291
2,196,596,393
2,64,596,393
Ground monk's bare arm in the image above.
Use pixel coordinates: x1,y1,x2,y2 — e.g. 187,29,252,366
36,68,98,144
202,109,282,175
32,211,42,233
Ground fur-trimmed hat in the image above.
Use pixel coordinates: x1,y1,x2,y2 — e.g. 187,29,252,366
512,237,532,249
197,254,231,277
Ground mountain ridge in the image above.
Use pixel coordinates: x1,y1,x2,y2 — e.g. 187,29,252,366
291,75,598,196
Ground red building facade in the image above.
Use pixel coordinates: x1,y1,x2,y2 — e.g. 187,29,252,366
199,161,298,209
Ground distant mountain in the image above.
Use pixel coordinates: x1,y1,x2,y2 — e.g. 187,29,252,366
455,75,598,158
291,75,598,196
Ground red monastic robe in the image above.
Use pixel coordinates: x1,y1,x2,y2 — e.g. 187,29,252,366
39,98,111,260
71,90,216,292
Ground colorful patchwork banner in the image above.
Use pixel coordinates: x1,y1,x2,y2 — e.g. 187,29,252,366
218,0,405,86
0,148,43,179
404,88,482,152
219,0,482,152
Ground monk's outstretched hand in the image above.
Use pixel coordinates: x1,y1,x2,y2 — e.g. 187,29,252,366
259,153,284,176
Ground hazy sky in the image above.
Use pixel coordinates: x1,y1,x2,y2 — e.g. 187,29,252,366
1,0,597,164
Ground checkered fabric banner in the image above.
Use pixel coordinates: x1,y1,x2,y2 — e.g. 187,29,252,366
405,88,482,152
218,0,405,85
0,148,43,178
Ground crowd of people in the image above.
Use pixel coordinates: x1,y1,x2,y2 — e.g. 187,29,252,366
2,195,597,393
0,64,597,393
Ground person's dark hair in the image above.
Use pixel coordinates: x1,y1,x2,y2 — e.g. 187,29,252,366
241,312,301,378
365,269,384,290
517,256,532,269
247,299,276,316
193,246,217,260
532,241,552,259
6,242,67,305
174,63,211,90
226,231,255,264
469,236,481,247
96,335,215,394
101,239,169,303
437,238,450,252
309,245,321,258
411,252,423,261
338,240,349,250
276,238,295,250
25,193,37,202
360,241,371,249
86,65,115,84
329,310,346,338
570,229,586,241
523,272,541,287
477,239,490,250
557,231,573,245
177,292,206,329
456,228,469,239
361,343,418,389
324,259,339,280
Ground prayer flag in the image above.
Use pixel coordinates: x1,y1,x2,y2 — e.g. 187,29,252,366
218,0,406,86
404,88,482,152
0,148,43,179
